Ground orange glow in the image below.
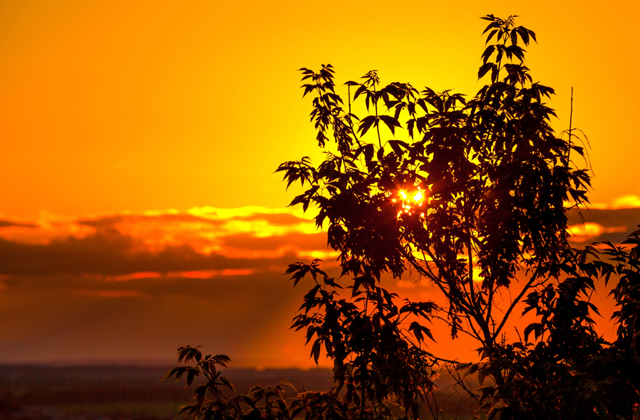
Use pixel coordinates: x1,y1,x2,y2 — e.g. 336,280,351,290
0,1,636,221
109,272,163,282
164,269,254,278
173,270,218,279
297,249,341,260
221,269,253,276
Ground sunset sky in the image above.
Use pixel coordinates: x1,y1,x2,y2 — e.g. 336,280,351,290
0,0,638,368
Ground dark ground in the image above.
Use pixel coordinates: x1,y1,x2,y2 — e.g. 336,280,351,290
0,364,475,420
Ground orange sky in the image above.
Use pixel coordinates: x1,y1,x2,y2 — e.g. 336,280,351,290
0,0,638,218
0,0,639,367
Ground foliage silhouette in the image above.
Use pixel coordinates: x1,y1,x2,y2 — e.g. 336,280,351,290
166,15,640,420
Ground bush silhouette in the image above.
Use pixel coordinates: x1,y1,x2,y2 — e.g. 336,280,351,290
166,15,640,420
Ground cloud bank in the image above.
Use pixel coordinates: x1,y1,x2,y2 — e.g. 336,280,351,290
0,206,338,367
0,204,638,366
0,206,333,277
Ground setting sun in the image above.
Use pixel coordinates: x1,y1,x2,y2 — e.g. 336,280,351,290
393,187,426,217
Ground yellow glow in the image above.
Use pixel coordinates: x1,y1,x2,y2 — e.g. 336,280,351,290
567,223,628,243
395,186,426,217
472,267,484,283
0,0,635,221
298,249,341,260
612,194,640,209
567,223,604,243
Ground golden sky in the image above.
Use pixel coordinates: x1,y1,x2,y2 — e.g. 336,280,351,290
0,0,639,367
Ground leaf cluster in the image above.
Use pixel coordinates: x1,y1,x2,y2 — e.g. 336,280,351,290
164,346,297,420
287,259,437,419
462,230,640,420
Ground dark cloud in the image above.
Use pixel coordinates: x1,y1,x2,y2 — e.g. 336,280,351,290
0,228,301,276
222,232,327,251
3,207,634,366
0,265,306,302
567,207,640,243
75,211,310,232
0,219,37,228
77,213,225,229
3,208,637,277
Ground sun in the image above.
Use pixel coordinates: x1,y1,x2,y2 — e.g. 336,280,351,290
392,186,426,217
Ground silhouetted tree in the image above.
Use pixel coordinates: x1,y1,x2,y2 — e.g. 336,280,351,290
167,15,640,420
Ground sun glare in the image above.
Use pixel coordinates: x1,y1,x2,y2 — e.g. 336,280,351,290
392,186,426,217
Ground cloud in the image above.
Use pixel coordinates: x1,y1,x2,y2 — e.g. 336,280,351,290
612,195,640,209
2,204,638,278
0,207,328,279
0,228,302,276
590,194,640,210
77,213,226,230
0,204,635,366
67,207,319,255
566,207,640,244
231,212,312,226
0,206,327,366
221,232,327,251
0,219,37,228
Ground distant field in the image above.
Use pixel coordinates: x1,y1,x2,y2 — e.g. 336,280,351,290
0,364,475,420
0,364,333,419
